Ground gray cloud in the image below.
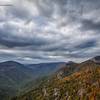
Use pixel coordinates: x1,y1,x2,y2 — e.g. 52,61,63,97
0,0,100,63
75,39,97,49
7,6,31,20
80,19,100,32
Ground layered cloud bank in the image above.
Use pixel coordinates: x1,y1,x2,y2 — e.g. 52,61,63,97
0,0,100,63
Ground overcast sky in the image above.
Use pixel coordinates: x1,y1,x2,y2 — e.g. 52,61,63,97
0,0,100,64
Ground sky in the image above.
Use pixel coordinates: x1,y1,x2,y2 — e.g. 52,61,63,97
0,0,100,64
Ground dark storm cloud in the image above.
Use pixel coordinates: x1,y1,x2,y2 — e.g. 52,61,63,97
75,40,97,49
0,38,32,47
80,19,100,32
0,34,50,48
0,27,50,48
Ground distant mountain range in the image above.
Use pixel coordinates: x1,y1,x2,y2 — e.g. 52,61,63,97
26,62,65,77
14,56,100,100
0,61,65,100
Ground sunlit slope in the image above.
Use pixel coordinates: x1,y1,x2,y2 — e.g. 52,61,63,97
15,56,100,100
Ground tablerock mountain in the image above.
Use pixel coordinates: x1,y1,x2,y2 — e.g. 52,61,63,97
14,56,100,100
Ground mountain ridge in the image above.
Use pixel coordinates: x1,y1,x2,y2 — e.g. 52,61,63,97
13,56,100,100
0,61,65,100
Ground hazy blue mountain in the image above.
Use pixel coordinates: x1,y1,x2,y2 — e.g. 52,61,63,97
0,61,35,99
26,62,65,77
0,61,65,100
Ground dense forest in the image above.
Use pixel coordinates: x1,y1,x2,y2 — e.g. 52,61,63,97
12,57,100,100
